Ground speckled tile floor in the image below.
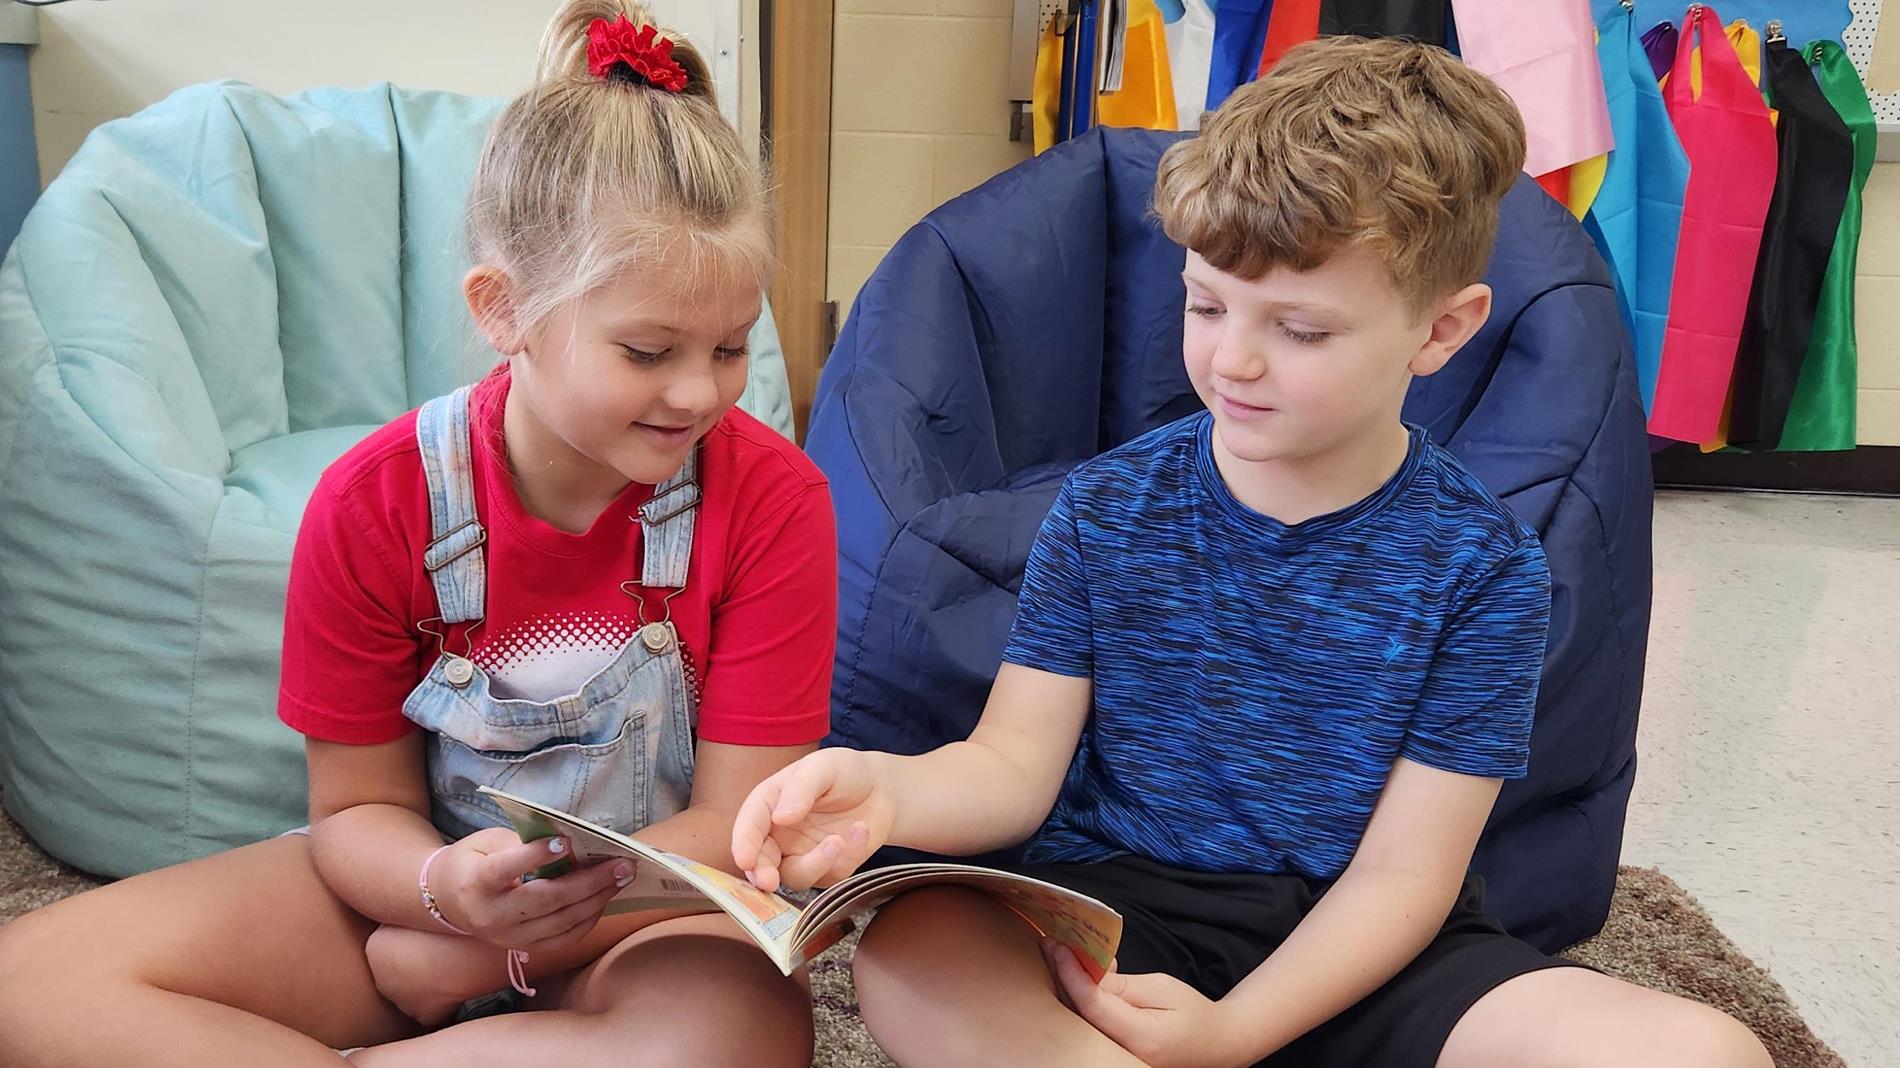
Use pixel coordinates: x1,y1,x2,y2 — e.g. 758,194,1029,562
1624,490,1899,1068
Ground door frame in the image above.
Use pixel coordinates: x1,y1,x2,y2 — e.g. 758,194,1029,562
762,0,833,441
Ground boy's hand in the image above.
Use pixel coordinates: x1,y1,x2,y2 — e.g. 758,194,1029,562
1047,941,1253,1068
433,827,635,951
730,749,893,892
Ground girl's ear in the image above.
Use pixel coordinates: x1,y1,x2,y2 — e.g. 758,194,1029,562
464,266,526,356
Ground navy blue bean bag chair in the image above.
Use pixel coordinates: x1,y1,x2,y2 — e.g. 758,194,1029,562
807,127,1652,953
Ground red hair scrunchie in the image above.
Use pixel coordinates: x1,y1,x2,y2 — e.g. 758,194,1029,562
586,15,689,93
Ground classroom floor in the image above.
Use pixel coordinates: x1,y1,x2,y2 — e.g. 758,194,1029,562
1623,490,1899,1068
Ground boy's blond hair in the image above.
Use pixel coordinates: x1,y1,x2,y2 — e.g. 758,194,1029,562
1154,37,1526,314
468,0,774,334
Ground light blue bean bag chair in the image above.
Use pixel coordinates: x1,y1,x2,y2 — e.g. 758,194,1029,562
0,82,795,878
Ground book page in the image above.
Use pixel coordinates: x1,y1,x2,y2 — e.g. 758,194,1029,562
796,865,948,943
793,864,1123,981
487,794,715,914
966,874,1122,981
602,860,727,916
479,786,806,970
651,855,805,964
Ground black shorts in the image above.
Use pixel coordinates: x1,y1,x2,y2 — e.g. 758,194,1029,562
1006,854,1582,1068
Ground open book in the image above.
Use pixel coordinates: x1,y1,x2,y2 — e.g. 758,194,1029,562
479,785,1123,979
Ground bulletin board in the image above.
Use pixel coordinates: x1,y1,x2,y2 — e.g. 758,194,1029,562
1842,0,1900,126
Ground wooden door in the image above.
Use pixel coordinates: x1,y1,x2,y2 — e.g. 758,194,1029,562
763,0,833,440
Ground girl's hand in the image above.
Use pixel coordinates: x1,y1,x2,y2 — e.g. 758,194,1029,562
730,749,894,892
432,827,635,952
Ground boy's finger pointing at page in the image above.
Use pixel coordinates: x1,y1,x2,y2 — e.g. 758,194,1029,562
731,771,787,877
752,838,784,886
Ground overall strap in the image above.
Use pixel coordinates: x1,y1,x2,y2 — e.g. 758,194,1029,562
638,447,701,589
415,386,487,625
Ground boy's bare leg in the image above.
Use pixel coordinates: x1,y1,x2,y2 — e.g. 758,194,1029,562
853,887,1146,1068
1440,966,1772,1068
0,835,417,1067
347,913,813,1067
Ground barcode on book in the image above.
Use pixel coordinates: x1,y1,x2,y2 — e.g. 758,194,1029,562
661,877,696,894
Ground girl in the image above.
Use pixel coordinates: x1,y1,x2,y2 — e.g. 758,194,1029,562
0,3,831,1064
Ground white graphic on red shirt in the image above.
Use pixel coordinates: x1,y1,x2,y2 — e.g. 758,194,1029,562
474,610,639,702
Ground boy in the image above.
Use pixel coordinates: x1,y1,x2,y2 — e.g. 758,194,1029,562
731,38,1770,1068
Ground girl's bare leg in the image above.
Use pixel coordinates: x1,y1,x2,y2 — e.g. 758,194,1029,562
0,835,417,1067
348,913,813,1068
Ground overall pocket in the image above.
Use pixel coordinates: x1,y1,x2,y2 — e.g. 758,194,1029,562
427,712,648,839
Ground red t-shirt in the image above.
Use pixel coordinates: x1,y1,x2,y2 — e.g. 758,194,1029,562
278,371,836,747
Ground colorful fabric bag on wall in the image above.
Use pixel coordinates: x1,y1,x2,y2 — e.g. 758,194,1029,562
1163,0,1216,129
1641,20,1678,79
1694,17,1765,451
1258,0,1323,74
1098,0,1181,131
1452,0,1614,178
1649,4,1776,443
1726,35,1855,449
1780,41,1876,451
1319,0,1449,43
1584,1,1689,413
1207,0,1273,111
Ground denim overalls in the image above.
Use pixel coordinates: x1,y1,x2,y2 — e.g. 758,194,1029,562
401,385,701,840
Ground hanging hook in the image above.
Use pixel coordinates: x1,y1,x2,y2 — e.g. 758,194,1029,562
1619,0,1633,9
1765,19,1786,44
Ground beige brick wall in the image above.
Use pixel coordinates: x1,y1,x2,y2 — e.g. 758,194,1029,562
827,0,1032,310
1852,164,1900,446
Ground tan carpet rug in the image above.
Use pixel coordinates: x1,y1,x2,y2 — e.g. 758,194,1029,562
0,804,1840,1067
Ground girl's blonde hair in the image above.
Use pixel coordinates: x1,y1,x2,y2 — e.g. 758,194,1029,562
469,0,774,334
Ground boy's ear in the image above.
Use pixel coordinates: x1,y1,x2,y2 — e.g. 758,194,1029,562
1409,283,1492,378
464,265,527,356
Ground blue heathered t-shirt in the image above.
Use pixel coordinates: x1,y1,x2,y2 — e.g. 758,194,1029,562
1003,412,1551,881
